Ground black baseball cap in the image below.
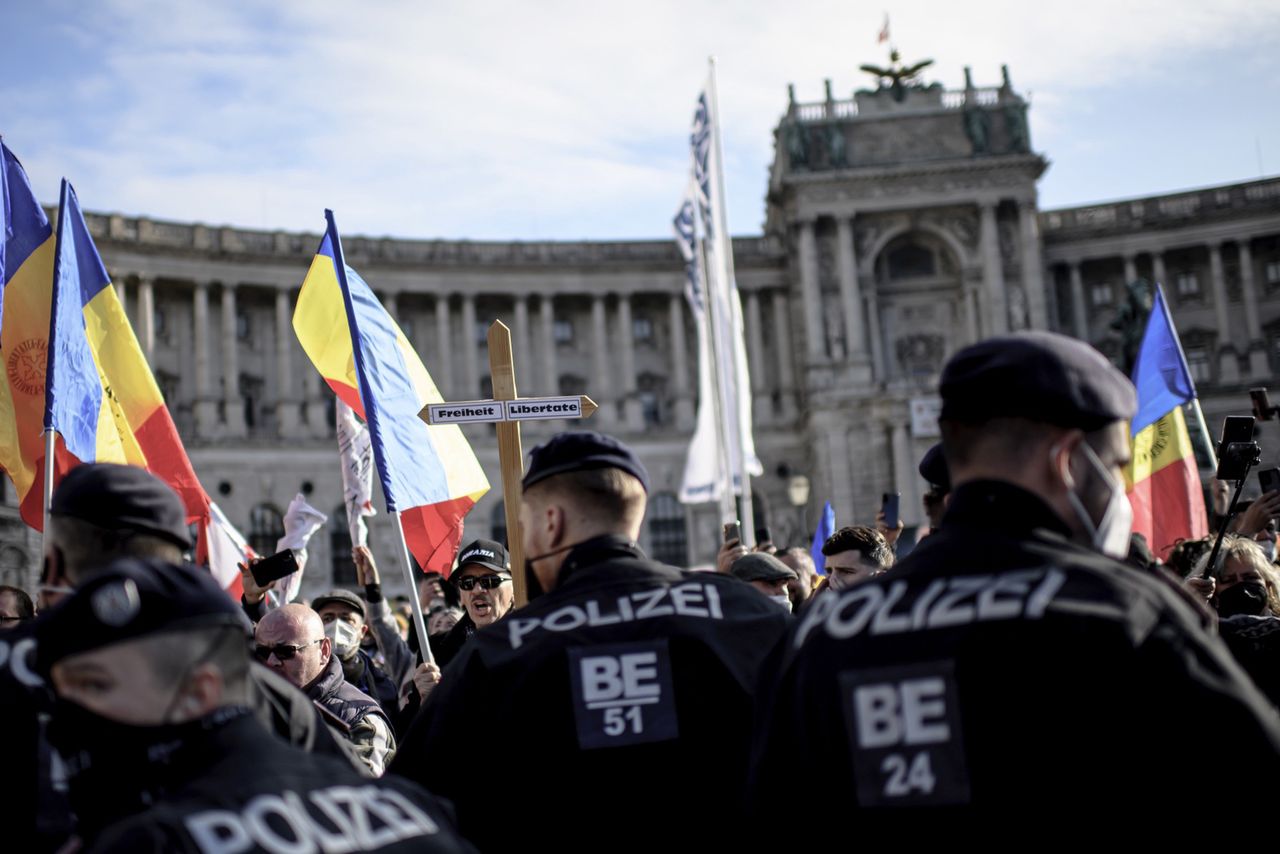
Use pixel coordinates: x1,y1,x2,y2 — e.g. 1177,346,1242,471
310,589,367,617
730,553,798,584
36,557,244,675
939,331,1136,432
455,538,510,574
522,431,650,493
50,463,191,549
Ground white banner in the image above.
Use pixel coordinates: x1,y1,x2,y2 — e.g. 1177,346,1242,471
337,398,377,548
271,494,328,604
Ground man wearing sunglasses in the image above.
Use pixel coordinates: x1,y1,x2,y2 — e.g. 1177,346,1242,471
256,603,396,776
431,539,513,669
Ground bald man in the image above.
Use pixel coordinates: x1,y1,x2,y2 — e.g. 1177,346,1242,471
256,604,396,775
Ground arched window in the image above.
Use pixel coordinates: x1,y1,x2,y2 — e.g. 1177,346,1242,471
248,504,285,557
331,505,357,586
647,493,687,567
886,241,936,279
490,502,507,547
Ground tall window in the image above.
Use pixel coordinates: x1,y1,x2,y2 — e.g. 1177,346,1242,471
633,317,654,343
248,504,285,557
1185,347,1212,384
240,374,264,431
236,311,251,341
1266,261,1280,286
554,319,574,344
1176,272,1201,297
1090,283,1113,307
647,493,687,567
559,374,586,396
491,502,507,546
330,505,357,586
637,372,666,427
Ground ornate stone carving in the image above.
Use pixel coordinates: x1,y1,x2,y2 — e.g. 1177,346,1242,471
895,332,946,375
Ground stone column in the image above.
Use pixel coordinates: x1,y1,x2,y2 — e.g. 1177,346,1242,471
591,294,614,426
797,221,826,361
744,290,769,426
865,291,885,381
771,290,797,418
460,294,479,397
540,295,557,396
615,294,643,429
1239,240,1269,377
1069,262,1088,340
669,293,694,429
1018,200,1048,329
979,201,1008,334
383,291,399,324
435,296,454,399
513,295,531,390
274,289,301,434
835,217,865,358
1123,254,1138,287
192,283,219,436
1153,252,1168,290
137,278,156,365
1209,242,1239,382
221,284,246,436
891,421,917,527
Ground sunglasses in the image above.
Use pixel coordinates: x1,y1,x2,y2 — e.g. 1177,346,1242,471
456,574,510,592
254,638,323,661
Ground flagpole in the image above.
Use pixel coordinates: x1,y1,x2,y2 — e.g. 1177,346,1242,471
1190,399,1219,471
392,511,435,666
707,55,755,547
696,234,736,529
41,429,55,537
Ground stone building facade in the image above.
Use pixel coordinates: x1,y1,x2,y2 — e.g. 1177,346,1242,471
3,64,1278,598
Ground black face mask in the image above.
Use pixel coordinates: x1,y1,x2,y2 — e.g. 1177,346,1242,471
1215,581,1271,619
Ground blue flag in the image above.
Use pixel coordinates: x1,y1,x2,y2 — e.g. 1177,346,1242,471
810,501,835,576
1130,285,1196,437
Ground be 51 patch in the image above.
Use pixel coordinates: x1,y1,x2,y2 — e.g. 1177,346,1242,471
568,640,678,750
840,660,970,807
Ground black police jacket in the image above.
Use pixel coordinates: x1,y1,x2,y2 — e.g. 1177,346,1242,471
390,535,790,852
83,710,475,854
748,481,1280,841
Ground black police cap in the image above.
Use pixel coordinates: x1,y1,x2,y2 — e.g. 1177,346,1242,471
730,553,798,584
35,557,244,676
939,331,1136,432
455,538,510,574
918,443,951,492
522,431,651,493
50,463,191,549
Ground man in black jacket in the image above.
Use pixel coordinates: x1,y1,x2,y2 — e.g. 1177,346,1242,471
749,331,1280,840
391,431,790,851
35,557,473,854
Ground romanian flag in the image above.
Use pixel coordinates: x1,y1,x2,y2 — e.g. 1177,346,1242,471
293,211,488,575
1126,285,1208,555
6,169,209,529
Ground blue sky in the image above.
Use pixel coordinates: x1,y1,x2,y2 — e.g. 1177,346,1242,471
2,0,1278,241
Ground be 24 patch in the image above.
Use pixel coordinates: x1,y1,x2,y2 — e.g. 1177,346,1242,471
568,640,678,749
840,660,971,806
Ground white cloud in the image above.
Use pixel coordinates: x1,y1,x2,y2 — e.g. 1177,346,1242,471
5,0,1278,238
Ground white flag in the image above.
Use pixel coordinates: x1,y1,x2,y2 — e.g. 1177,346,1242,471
204,502,255,591
270,494,328,605
336,398,377,548
678,84,762,505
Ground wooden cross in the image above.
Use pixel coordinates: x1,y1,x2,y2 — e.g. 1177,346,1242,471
419,320,597,607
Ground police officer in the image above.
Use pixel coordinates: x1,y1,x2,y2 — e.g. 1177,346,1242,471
35,557,475,853
0,464,359,853
749,331,1280,839
391,431,790,852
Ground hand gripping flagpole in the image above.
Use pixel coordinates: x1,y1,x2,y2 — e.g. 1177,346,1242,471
325,209,434,665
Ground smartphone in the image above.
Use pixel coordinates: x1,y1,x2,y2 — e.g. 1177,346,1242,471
723,521,742,544
1251,388,1276,422
755,526,773,547
251,548,298,587
1217,416,1258,480
881,492,901,530
1261,468,1280,497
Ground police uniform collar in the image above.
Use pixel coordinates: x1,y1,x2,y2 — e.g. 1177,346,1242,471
556,534,647,586
941,480,1073,539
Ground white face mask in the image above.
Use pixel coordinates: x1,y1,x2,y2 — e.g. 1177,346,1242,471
770,594,793,613
1059,440,1133,560
324,618,360,660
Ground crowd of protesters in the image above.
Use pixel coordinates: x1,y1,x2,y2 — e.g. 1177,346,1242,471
4,330,1280,851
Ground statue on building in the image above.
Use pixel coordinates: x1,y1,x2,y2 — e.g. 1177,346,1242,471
785,120,810,170
1110,278,1154,374
964,106,991,155
859,49,934,102
1007,286,1030,331
827,122,848,168
1004,101,1030,153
